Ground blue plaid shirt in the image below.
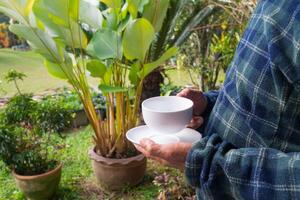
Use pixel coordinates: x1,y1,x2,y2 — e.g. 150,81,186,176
185,1,300,199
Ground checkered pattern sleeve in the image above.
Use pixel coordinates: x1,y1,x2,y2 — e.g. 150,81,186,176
185,134,300,200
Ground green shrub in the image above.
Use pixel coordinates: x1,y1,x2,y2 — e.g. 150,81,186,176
3,93,73,133
4,94,37,125
57,89,83,111
0,125,61,175
0,109,6,124
2,91,102,133
33,97,72,133
57,88,106,111
92,91,106,110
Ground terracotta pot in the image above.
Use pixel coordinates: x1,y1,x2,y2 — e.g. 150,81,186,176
71,108,106,128
13,163,62,200
89,148,147,191
71,109,89,128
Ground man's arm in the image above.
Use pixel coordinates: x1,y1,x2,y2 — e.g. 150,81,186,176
198,91,219,133
185,134,300,199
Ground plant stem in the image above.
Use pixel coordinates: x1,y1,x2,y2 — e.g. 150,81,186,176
14,80,22,95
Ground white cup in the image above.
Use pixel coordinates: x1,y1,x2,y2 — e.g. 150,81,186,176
142,96,193,134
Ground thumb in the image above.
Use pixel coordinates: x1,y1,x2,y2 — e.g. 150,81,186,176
140,138,162,157
139,138,158,151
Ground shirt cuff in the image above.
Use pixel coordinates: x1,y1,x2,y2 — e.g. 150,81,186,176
196,90,219,133
184,134,222,188
184,137,208,188
202,90,219,119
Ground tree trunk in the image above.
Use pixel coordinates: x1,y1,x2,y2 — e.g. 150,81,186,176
141,70,164,102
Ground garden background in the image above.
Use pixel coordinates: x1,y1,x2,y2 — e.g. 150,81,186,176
0,1,256,199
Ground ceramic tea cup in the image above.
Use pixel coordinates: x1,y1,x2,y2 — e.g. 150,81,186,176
142,96,193,134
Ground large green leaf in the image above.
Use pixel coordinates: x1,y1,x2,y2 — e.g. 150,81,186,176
0,0,34,24
79,0,103,30
0,6,27,25
141,46,178,78
87,29,121,60
122,18,155,61
40,0,68,24
44,60,70,80
59,19,88,48
99,85,128,93
24,0,35,16
86,60,107,78
103,66,113,85
117,15,131,32
9,24,63,62
33,0,87,48
103,8,119,30
33,0,61,32
100,0,122,9
38,0,79,24
143,0,169,32
127,0,149,18
129,62,141,85
69,0,80,20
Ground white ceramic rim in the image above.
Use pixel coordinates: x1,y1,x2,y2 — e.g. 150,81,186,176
126,125,202,145
142,96,193,113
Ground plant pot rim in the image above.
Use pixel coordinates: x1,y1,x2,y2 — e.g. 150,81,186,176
72,107,104,112
13,163,62,180
89,147,145,166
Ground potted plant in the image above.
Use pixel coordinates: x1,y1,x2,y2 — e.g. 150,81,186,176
57,88,106,128
0,125,63,200
1,0,177,190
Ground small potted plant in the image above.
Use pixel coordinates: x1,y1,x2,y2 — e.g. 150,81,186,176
1,0,177,191
57,88,106,128
0,125,63,200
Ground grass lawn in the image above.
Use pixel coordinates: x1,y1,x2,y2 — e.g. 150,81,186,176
0,49,198,98
0,49,67,97
0,49,101,98
0,126,190,200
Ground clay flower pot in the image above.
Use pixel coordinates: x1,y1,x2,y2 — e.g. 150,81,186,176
71,108,106,128
13,163,62,200
89,148,147,191
71,109,89,128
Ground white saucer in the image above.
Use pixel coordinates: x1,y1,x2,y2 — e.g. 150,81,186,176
126,125,202,145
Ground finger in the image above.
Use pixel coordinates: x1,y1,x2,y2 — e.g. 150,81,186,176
135,141,163,160
188,117,203,129
187,116,204,129
176,88,190,97
134,142,155,158
139,138,161,156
